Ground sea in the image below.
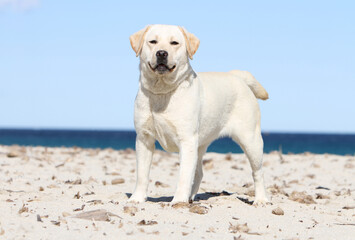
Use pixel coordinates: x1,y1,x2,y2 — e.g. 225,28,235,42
0,129,354,156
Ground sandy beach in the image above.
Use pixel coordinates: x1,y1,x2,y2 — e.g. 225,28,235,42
0,145,354,239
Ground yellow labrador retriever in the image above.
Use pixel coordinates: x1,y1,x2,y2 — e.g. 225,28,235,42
129,24,269,205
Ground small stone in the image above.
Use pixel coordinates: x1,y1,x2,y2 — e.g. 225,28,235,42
47,184,58,189
37,214,43,222
87,199,103,205
7,152,19,158
231,165,243,170
73,209,120,221
62,212,71,217
18,204,28,214
73,204,85,211
137,220,158,226
172,202,190,209
204,162,214,170
306,174,315,179
123,206,138,216
289,191,316,204
50,220,60,226
122,148,135,154
289,180,299,184
202,159,213,165
111,178,125,185
72,179,82,184
65,179,82,185
315,193,330,199
74,191,81,199
229,223,249,233
189,205,208,215
343,206,355,210
272,207,284,215
118,221,124,228
155,181,169,188
225,154,232,161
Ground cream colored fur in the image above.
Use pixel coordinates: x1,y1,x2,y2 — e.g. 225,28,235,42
129,24,269,205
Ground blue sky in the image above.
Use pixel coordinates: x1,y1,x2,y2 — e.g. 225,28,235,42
0,0,354,133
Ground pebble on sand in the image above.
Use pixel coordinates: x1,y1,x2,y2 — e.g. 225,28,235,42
272,207,284,215
111,178,125,185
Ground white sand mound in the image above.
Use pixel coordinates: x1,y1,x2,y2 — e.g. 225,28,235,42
0,145,354,239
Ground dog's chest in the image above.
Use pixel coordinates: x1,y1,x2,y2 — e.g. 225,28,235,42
152,113,179,153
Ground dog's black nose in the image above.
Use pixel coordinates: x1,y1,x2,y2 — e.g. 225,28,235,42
156,50,168,59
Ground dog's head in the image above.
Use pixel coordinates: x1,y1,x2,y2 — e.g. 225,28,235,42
130,25,199,76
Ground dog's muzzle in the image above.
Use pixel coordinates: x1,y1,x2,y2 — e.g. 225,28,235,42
148,50,176,74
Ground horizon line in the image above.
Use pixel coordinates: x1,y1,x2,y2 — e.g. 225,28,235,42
0,127,354,135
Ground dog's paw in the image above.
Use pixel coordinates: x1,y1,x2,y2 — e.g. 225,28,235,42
128,193,147,203
252,197,271,207
171,196,191,205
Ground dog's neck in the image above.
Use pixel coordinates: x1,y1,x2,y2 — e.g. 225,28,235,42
139,62,196,95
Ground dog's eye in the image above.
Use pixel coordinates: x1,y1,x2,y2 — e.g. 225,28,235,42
170,41,179,45
149,40,157,44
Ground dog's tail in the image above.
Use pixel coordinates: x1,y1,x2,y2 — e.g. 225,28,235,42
229,70,269,100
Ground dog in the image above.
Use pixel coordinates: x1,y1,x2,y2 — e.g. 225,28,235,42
129,24,269,205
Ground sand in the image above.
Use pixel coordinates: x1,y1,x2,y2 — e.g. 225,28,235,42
0,145,354,240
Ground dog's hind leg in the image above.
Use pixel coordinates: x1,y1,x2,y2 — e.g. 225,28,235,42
232,129,269,206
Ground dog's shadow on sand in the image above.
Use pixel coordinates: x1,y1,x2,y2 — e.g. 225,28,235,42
125,191,253,205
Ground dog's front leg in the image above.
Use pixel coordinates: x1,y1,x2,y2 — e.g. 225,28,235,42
171,137,198,203
129,134,155,203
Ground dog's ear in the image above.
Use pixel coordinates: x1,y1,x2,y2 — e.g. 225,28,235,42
178,26,200,60
130,25,151,57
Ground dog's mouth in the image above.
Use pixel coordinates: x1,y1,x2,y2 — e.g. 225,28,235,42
149,62,176,74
